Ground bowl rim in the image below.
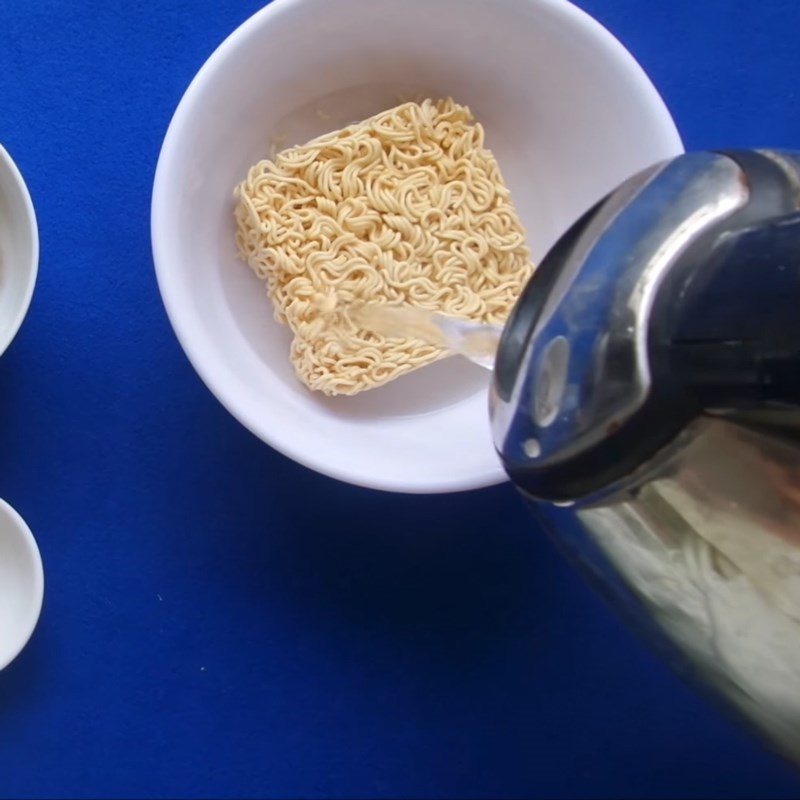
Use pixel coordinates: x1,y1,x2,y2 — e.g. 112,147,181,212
0,497,44,671
0,144,39,358
151,0,684,494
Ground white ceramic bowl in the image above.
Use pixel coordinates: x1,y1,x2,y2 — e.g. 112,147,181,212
0,498,43,670
152,0,683,493
0,145,38,356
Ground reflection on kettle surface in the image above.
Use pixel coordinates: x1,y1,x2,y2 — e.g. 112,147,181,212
574,417,800,762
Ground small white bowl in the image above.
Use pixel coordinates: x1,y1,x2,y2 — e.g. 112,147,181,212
0,498,43,670
152,0,683,493
0,144,38,356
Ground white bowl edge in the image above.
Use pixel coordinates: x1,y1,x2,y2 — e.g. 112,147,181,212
0,144,39,358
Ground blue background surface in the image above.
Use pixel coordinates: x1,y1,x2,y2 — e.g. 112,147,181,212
2,1,800,797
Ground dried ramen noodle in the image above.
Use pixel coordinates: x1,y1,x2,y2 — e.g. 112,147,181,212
234,98,534,395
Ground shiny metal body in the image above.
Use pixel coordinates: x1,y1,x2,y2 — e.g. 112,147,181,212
493,150,800,761
535,416,800,762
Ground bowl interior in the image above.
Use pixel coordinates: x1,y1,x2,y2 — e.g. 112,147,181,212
153,0,682,492
0,146,37,357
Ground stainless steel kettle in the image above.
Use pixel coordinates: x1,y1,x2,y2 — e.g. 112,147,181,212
491,150,800,762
